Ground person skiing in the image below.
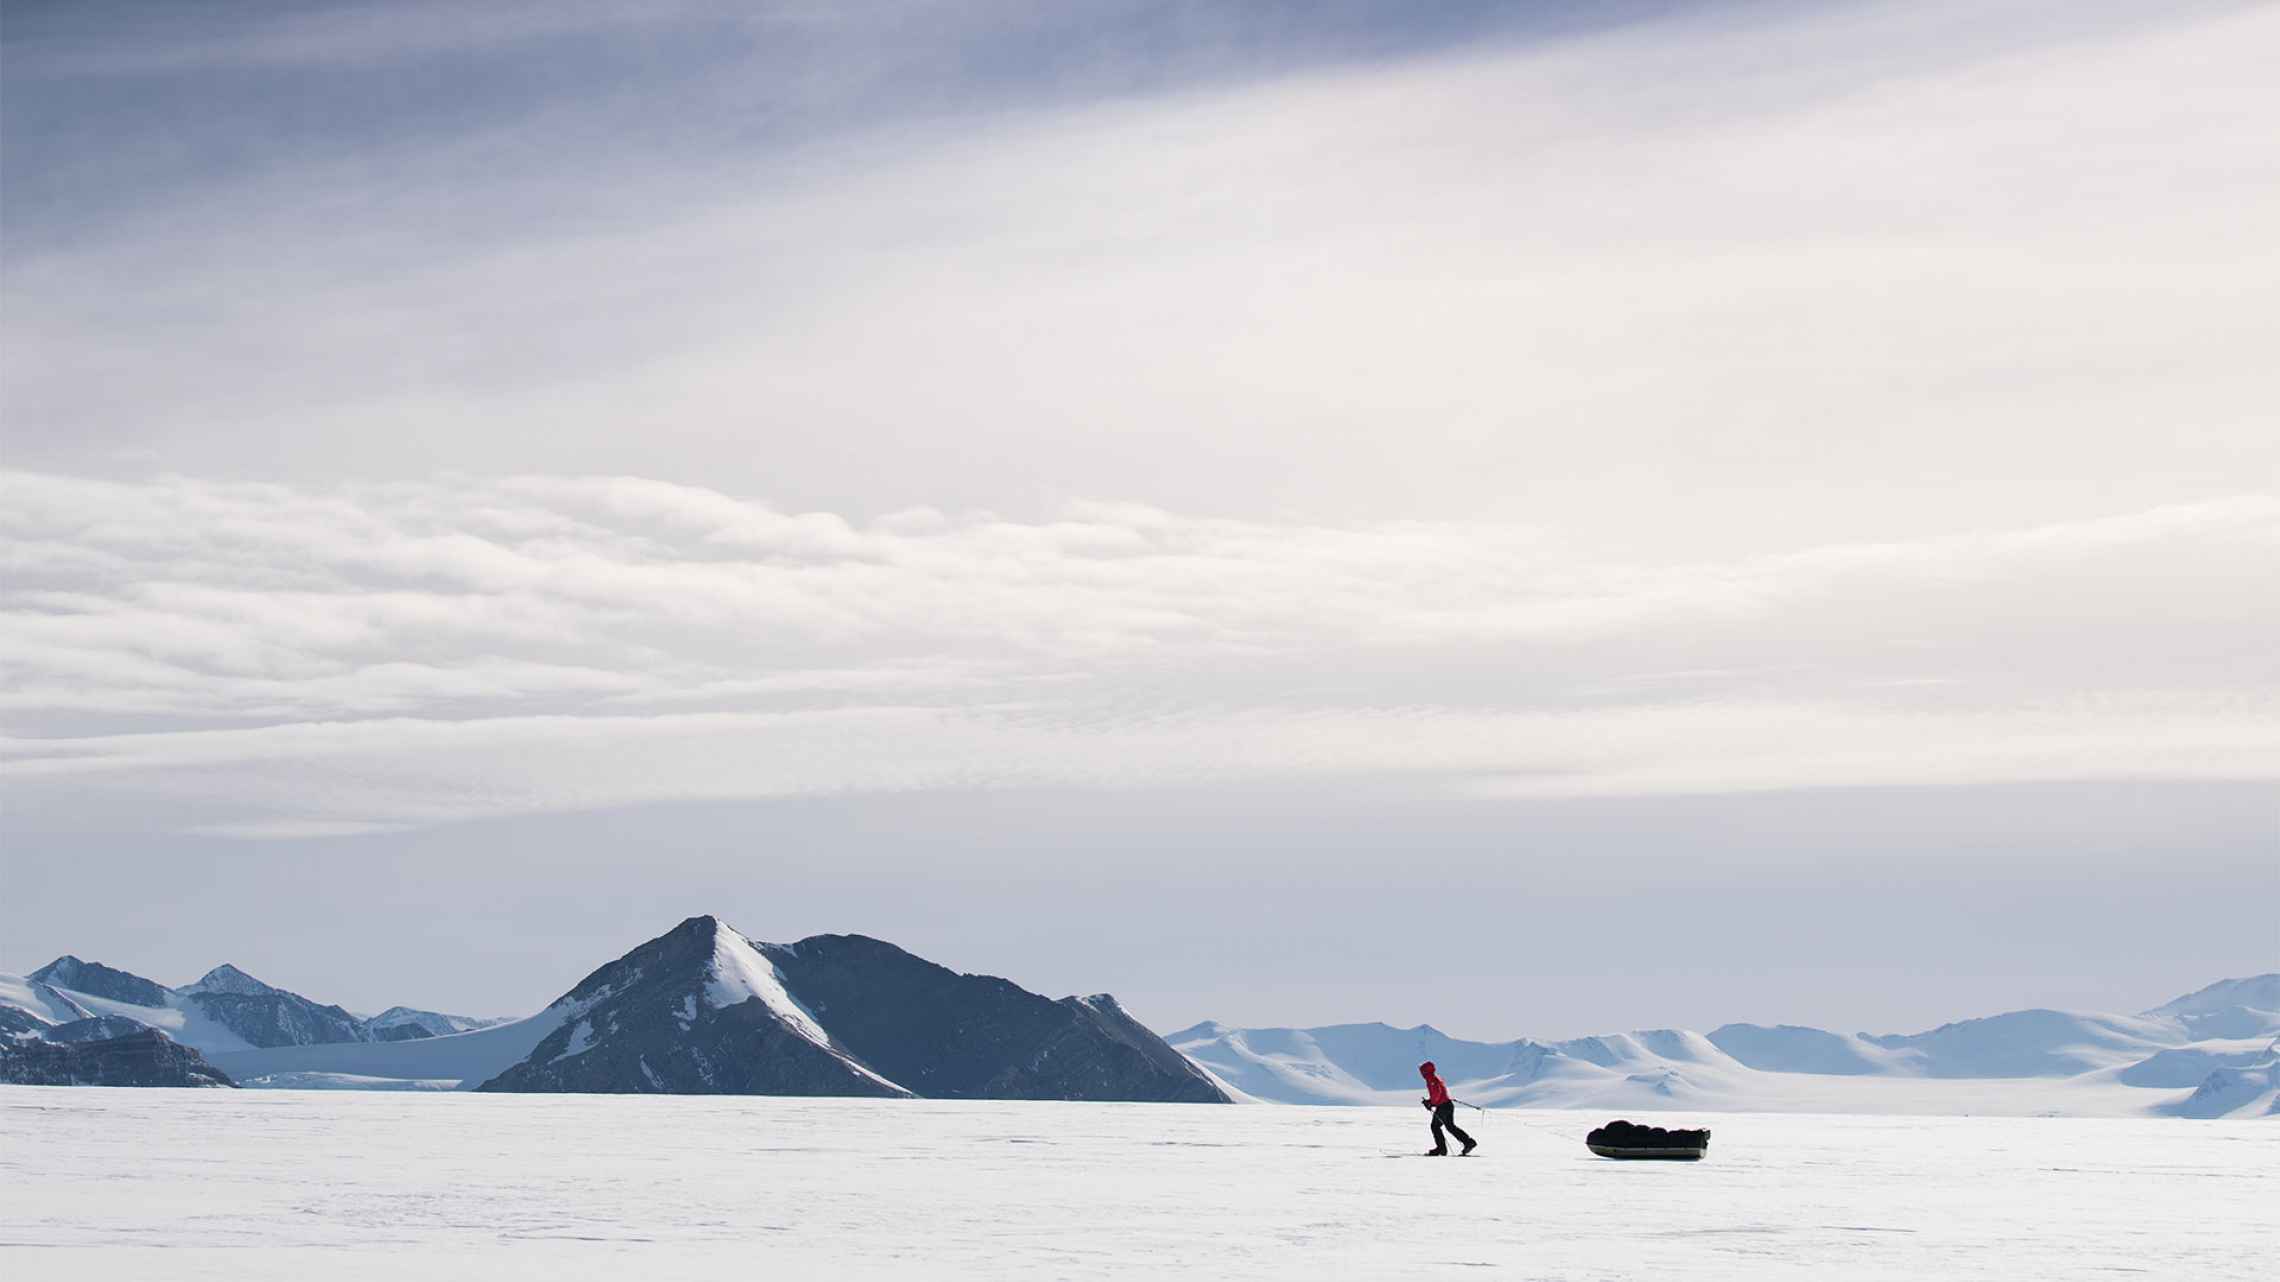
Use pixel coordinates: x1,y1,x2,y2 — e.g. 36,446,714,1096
1419,1061,1476,1156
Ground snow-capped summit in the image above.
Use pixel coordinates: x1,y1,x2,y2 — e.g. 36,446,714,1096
479,915,911,1096
181,964,282,998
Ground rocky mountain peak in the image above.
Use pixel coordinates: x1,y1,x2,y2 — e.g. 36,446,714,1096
183,964,281,997
29,956,172,1007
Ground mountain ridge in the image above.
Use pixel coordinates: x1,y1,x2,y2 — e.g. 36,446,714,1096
3,916,1227,1104
1170,973,2279,1120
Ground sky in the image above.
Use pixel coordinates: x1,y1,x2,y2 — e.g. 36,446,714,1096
2,0,2274,1039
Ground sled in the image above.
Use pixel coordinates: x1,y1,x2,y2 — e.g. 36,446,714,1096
1586,1142,1707,1160
1584,1119,1710,1161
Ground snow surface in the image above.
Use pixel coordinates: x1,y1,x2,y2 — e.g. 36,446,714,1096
205,1006,570,1089
2,1087,2272,1280
233,1073,460,1092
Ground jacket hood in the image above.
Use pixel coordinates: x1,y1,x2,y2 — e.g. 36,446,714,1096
1419,1061,1437,1077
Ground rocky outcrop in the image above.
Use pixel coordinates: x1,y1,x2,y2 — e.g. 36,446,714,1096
42,1016,151,1044
0,1030,236,1088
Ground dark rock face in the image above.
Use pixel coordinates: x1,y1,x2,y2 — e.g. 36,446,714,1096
0,1030,235,1088
42,1016,151,1044
371,1023,436,1042
170,963,374,1049
29,956,171,1007
768,934,1226,1103
476,917,1229,1102
0,1005,53,1038
188,989,371,1049
478,917,906,1097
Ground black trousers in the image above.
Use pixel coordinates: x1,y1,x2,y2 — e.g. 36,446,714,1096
1430,1101,1473,1153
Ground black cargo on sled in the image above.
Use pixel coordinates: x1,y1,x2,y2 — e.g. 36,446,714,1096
1585,1119,1710,1160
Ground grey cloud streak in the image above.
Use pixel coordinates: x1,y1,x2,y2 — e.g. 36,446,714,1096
5,471,2273,838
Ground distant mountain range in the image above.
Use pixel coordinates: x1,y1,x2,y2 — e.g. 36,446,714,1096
0,917,1227,1103
1170,974,2280,1120
4,931,2270,1116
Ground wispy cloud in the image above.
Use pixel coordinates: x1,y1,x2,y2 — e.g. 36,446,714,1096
4,471,2273,834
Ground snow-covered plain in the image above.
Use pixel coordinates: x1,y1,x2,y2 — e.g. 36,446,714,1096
3,1088,2272,1280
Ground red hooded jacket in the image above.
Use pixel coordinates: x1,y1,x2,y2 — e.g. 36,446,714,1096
1419,1061,1450,1107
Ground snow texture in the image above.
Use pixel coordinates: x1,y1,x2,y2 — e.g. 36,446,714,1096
1,1087,2271,1280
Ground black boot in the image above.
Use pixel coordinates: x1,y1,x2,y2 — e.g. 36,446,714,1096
1460,1138,1477,1156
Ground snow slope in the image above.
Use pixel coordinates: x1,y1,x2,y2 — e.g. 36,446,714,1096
1861,1008,2186,1078
54,988,262,1055
206,1008,570,1089
1707,1023,1905,1075
4,1089,2272,1281
0,973,92,1027
709,925,906,1093
2144,974,2280,1040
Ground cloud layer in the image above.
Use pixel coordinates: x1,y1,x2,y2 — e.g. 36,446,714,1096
5,470,2273,836
6,0,2276,839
